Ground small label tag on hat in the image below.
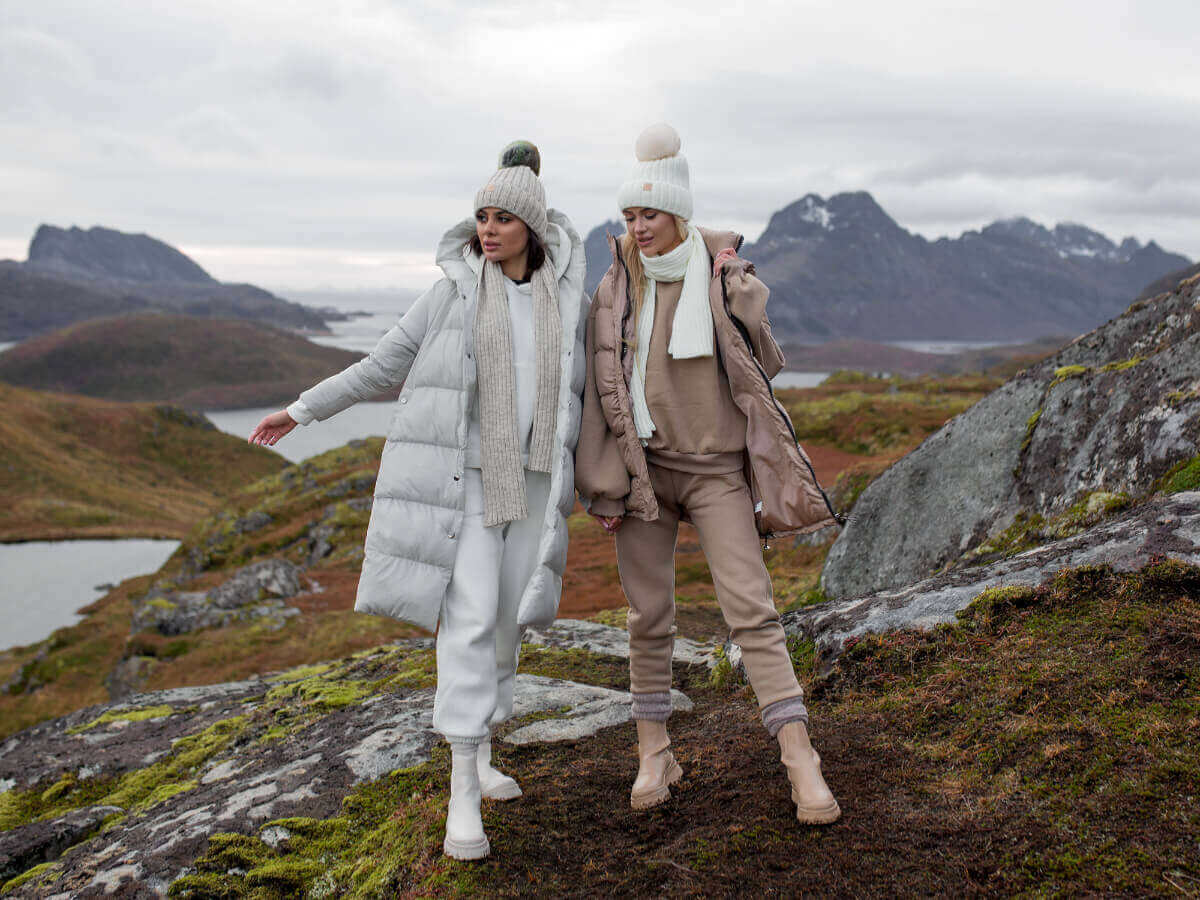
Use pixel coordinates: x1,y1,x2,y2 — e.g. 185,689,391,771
486,184,495,191
754,501,763,513
642,182,653,191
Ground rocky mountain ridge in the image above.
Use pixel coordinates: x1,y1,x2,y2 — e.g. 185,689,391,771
1,225,331,341
582,194,1190,340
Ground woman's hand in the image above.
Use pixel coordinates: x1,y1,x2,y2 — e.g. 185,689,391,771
590,513,623,535
248,410,297,447
713,247,739,277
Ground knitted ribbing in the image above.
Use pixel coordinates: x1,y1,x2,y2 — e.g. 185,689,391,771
528,263,561,473
761,696,810,736
630,691,673,722
476,260,528,527
474,165,548,242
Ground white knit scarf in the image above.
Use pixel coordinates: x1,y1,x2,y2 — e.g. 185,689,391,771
629,223,713,441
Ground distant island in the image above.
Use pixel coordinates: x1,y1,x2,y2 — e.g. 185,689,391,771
0,224,338,341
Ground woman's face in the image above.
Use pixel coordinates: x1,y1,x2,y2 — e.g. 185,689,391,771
475,207,530,265
623,207,682,257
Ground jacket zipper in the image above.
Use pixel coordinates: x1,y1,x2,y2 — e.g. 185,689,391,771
719,267,846,526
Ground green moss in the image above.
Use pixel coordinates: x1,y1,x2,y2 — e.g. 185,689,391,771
589,607,629,629
1156,455,1200,495
1050,365,1088,387
708,644,734,689
1099,356,1144,372
781,585,831,613
265,675,374,711
66,703,175,734
517,646,629,690
269,662,333,683
1,861,60,893
965,492,1132,564
786,636,817,679
176,759,476,898
0,715,249,832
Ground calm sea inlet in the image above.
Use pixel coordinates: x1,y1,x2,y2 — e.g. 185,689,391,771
0,539,179,649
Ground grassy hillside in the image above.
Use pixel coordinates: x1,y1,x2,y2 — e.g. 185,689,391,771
0,312,370,409
0,383,285,541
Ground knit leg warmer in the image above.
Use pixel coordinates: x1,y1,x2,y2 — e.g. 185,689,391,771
761,696,809,736
631,691,672,722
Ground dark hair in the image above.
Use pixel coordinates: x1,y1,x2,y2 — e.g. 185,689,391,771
468,224,546,281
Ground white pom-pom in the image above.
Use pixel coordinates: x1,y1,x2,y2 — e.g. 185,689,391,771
635,123,681,162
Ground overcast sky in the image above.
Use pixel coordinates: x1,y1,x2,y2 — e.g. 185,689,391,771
2,0,1198,292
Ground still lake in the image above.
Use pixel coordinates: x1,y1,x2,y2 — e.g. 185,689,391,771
0,539,179,650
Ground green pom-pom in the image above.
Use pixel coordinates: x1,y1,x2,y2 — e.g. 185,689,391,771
499,140,541,176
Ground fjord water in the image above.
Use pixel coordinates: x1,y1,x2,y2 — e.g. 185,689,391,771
0,539,180,649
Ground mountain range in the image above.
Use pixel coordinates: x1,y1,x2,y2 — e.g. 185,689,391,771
1,225,331,341
584,193,1191,341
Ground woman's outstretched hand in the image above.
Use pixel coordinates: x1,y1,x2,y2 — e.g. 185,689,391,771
590,513,623,535
249,410,297,447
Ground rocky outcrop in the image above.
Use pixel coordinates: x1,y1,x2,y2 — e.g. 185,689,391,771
28,226,216,285
0,638,696,897
794,491,1200,669
131,559,306,636
822,273,1200,599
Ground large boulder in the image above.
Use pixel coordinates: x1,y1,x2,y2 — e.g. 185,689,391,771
822,273,1200,599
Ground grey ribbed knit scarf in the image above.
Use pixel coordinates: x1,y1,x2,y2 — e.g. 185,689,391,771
475,259,561,527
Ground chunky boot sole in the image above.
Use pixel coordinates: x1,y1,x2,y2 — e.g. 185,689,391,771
630,759,683,810
791,789,842,824
481,779,522,801
443,834,491,860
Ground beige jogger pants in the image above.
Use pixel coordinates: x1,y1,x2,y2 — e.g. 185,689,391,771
615,463,808,733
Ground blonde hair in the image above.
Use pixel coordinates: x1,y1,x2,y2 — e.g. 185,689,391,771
620,214,689,354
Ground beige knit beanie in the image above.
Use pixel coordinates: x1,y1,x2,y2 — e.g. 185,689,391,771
616,123,693,219
474,141,549,242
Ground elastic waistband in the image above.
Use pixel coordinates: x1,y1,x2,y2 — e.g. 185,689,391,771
645,449,744,475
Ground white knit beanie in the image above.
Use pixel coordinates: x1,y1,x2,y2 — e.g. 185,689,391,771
474,141,549,242
616,123,693,219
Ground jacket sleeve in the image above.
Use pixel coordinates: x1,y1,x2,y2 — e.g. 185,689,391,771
724,260,786,379
295,281,440,422
574,290,632,517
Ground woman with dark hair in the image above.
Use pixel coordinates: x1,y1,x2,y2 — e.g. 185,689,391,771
576,124,843,824
250,142,588,859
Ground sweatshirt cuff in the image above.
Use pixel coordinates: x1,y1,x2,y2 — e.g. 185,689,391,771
586,496,626,518
287,399,315,426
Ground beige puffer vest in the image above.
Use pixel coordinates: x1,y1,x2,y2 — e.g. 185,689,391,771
575,227,840,537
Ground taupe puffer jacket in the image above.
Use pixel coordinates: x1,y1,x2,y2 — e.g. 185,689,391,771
575,227,839,537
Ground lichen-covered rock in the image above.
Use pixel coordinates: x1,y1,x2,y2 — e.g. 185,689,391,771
131,559,306,636
823,274,1200,599
0,805,122,883
797,491,1200,670
0,640,692,896
524,618,717,668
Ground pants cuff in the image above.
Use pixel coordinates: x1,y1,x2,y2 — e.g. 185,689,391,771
443,735,484,750
761,696,809,736
631,691,672,721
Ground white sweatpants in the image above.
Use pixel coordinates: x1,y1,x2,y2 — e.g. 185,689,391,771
431,467,551,743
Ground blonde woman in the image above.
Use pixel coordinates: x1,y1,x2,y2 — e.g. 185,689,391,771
576,124,842,824
251,142,588,858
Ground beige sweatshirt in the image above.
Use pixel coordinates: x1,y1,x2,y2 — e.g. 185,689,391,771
641,279,747,474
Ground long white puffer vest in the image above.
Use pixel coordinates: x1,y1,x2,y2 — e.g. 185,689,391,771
296,210,588,630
